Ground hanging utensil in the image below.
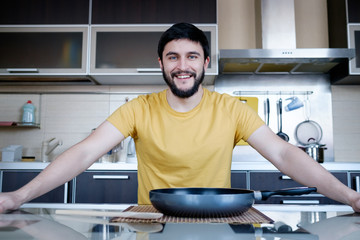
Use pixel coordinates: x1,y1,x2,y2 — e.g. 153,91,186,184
294,96,326,162
295,97,323,145
264,98,270,125
276,98,289,142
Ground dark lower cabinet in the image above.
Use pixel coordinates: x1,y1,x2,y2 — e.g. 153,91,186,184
257,196,342,205
1,170,67,203
73,171,138,204
231,171,247,189
350,172,360,192
249,171,348,205
2,169,356,205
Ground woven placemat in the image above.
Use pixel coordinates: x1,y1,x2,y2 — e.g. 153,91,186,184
111,205,273,224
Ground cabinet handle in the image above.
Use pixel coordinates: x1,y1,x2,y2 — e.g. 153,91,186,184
93,175,129,180
280,175,292,180
64,182,68,203
281,200,320,204
6,68,39,73
356,176,360,192
136,68,162,73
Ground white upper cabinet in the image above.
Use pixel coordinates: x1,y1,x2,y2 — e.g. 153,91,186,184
89,25,218,85
0,27,88,74
0,0,218,85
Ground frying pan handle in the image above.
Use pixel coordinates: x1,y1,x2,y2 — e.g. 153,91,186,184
258,187,317,201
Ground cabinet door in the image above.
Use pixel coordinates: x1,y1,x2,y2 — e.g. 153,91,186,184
0,0,89,24
350,172,360,192
349,25,360,75
89,25,217,84
0,27,88,75
92,0,217,24
74,171,138,203
90,25,216,72
231,171,247,189
347,0,360,23
249,171,347,205
1,171,67,203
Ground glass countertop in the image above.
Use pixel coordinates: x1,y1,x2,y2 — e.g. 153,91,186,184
0,204,359,240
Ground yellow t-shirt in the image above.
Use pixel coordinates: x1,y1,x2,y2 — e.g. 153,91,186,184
107,88,264,204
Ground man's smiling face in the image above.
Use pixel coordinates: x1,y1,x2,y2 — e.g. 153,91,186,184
159,38,210,98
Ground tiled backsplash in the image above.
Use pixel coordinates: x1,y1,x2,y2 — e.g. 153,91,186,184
215,74,335,162
0,84,359,162
0,93,139,161
332,85,360,162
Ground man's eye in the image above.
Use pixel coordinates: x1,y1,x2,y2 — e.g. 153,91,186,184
169,56,177,61
188,55,197,60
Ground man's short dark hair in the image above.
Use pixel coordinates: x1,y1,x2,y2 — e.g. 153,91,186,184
157,23,210,61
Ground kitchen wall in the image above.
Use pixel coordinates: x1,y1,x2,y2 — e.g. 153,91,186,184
0,0,359,162
0,86,165,161
216,0,360,162
2,83,359,163
215,74,334,162
331,85,360,162
217,0,329,49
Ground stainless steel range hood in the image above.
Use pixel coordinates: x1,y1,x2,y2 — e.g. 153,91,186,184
219,48,355,74
219,0,355,75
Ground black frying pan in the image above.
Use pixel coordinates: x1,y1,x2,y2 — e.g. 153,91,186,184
149,187,317,218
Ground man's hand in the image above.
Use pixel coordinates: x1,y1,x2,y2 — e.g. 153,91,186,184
0,192,23,214
350,192,360,212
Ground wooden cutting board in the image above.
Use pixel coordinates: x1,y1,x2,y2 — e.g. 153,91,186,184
111,205,273,224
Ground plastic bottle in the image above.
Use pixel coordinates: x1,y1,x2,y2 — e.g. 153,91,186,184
22,100,35,124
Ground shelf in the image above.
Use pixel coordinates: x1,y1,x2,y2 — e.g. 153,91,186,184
16,122,40,128
232,90,314,96
0,122,40,128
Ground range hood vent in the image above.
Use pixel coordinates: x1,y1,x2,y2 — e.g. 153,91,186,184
219,0,355,75
219,48,355,74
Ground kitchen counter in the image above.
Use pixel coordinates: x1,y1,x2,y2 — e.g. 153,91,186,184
1,161,360,171
0,204,358,239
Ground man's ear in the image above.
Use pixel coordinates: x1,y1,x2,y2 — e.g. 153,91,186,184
158,57,163,69
204,56,210,71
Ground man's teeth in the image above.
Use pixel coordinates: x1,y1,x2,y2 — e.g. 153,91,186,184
177,75,191,79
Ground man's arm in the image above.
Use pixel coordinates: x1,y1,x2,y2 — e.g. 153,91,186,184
0,121,125,213
247,125,360,212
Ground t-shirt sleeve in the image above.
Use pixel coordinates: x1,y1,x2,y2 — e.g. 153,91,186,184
106,99,138,138
233,100,265,143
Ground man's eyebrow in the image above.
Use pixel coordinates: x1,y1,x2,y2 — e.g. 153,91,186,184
188,51,201,56
165,51,178,56
165,51,201,56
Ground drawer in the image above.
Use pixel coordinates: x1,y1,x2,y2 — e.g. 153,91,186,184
231,171,247,189
249,171,347,205
74,171,138,203
258,196,343,205
2,170,67,203
350,172,360,192
249,171,347,190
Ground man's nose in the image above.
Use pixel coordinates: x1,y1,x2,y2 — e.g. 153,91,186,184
176,58,188,71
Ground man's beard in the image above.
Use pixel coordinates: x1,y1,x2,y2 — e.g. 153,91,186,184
162,69,205,98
